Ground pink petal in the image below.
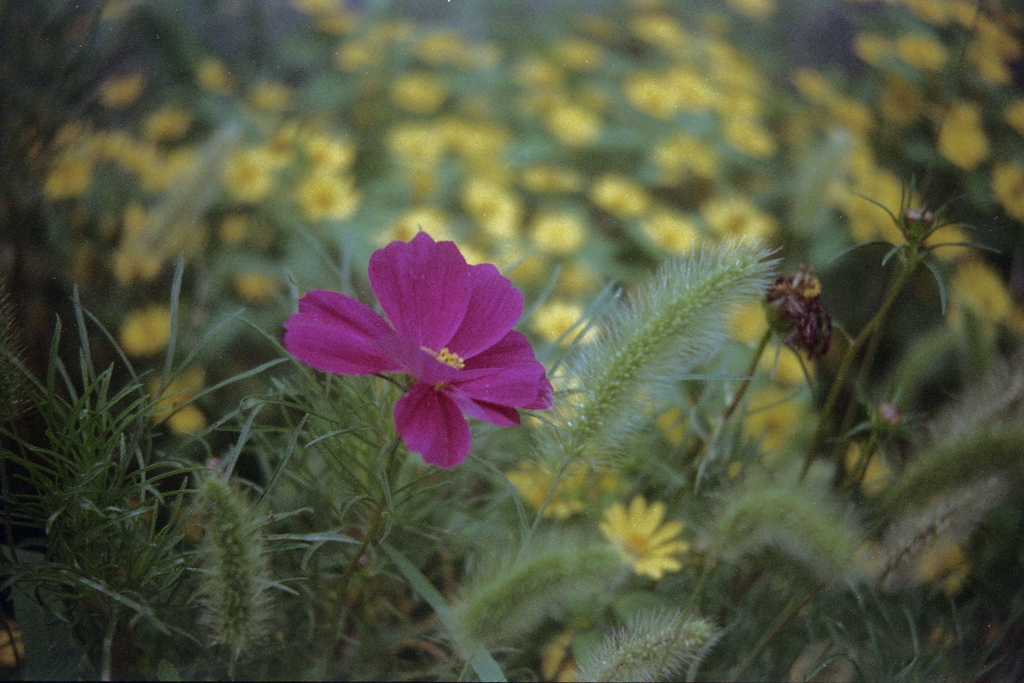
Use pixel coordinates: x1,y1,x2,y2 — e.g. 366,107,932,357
394,383,472,468
368,232,471,352
456,363,552,408
457,331,553,410
463,330,544,370
448,390,521,427
445,263,523,360
373,332,459,385
283,290,401,375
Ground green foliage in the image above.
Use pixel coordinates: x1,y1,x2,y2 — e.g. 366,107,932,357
4,0,1024,679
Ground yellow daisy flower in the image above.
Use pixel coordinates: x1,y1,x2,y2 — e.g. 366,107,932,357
545,102,601,148
937,102,989,171
599,495,689,580
118,305,172,358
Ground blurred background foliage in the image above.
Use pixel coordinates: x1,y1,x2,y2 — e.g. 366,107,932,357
3,0,1024,679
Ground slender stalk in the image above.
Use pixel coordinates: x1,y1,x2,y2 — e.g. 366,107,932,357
728,582,825,682
722,327,772,422
692,328,771,493
801,248,921,479
323,435,403,669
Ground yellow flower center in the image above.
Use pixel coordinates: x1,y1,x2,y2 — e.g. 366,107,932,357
624,534,651,558
422,346,465,369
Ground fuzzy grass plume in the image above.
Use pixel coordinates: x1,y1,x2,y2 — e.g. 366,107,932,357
545,241,776,464
577,610,718,683
197,474,272,664
877,475,1008,592
452,533,624,651
713,481,862,585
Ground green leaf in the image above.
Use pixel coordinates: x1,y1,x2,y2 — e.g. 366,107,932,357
381,543,506,682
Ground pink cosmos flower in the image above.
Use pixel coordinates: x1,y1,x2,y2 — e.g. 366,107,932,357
283,232,553,468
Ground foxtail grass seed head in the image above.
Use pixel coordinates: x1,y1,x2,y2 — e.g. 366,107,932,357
713,482,861,585
197,474,272,661
452,534,624,650
577,610,719,683
549,241,776,463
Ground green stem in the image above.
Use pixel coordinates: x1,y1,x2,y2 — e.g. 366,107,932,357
801,248,921,479
728,583,824,682
723,328,772,422
692,328,771,493
323,435,403,668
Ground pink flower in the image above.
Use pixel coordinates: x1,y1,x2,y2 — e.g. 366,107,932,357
283,233,553,467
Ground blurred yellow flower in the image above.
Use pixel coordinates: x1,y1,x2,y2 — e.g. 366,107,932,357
624,72,679,119
668,67,720,111
992,161,1024,222
1003,99,1024,136
728,301,769,345
722,116,777,159
218,214,250,246
335,38,379,71
599,496,689,580
119,305,172,358
415,31,473,67
545,103,601,147
743,385,804,454
44,153,93,200
640,206,699,254
652,134,718,183
295,171,361,222
915,536,970,597
0,619,24,668
462,177,522,241
301,131,356,172
521,165,583,193
233,271,282,303
878,76,924,125
967,41,1012,86
386,123,448,167
532,299,586,345
555,38,603,71
143,106,192,142
760,345,811,385
590,174,650,219
701,195,776,240
843,442,891,496
111,204,165,283
150,367,207,436
937,102,989,171
224,148,277,203
507,460,618,519
853,32,891,67
902,0,952,25
949,258,1013,327
514,56,564,88
392,72,448,115
726,0,776,20
895,32,949,71
195,58,233,94
384,206,452,244
99,74,144,108
656,405,688,447
555,263,598,296
530,210,587,254
629,13,690,56
248,81,293,112
539,630,579,682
